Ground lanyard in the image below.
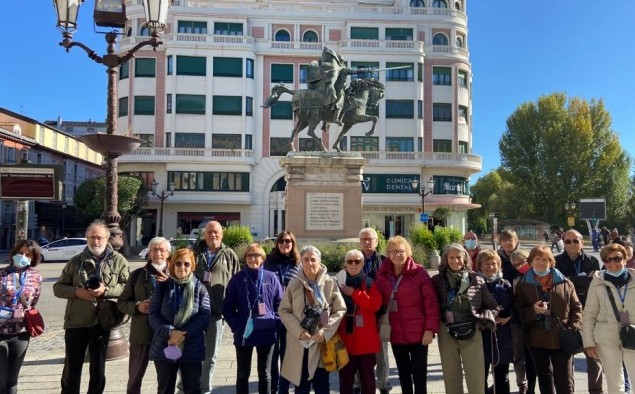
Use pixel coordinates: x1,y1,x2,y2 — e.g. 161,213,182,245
574,260,581,275
245,269,264,311
205,247,217,270
9,271,26,307
619,285,628,307
172,283,182,314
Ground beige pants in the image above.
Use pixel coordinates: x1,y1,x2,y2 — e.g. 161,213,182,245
437,326,486,394
597,340,635,394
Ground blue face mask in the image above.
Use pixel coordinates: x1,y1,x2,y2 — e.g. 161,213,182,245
465,239,477,250
243,317,254,339
533,267,550,277
12,254,31,269
605,267,626,278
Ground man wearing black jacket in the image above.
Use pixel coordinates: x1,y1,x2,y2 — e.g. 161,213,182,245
555,229,602,394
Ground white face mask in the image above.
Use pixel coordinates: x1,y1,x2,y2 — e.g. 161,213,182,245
151,262,167,272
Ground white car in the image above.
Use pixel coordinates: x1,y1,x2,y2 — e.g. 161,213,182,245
138,238,198,260
40,238,88,262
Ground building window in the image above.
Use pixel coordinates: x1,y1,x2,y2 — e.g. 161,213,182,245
433,33,449,46
303,31,318,42
458,70,467,88
271,64,293,83
386,137,414,152
120,62,129,80
274,29,290,41
418,137,423,152
410,0,425,6
175,133,205,148
386,62,414,81
386,100,414,119
350,136,379,151
246,97,253,116
175,94,206,114
418,100,423,119
299,138,322,151
456,36,464,48
213,57,242,77
170,171,249,192
118,97,128,117
212,96,242,116
270,138,289,156
299,64,310,83
433,0,447,7
433,139,452,152
458,105,468,124
351,61,379,80
433,67,451,85
245,135,253,150
418,63,423,82
132,134,154,147
212,134,241,149
178,21,207,34
246,59,254,79
271,101,293,120
165,132,171,147
121,171,154,189
214,22,243,35
140,26,151,36
385,28,413,41
134,96,155,115
167,55,173,75
433,103,452,121
166,94,172,114
135,58,156,77
177,56,206,76
351,27,379,40
458,140,468,153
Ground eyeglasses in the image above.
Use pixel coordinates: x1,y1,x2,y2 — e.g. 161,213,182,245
604,256,624,264
360,237,376,242
246,254,262,259
151,248,169,253
389,250,406,255
346,259,362,265
174,261,192,268
278,239,293,244
564,239,580,244
88,236,108,241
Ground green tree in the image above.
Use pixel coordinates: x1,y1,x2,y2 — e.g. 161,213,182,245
432,206,451,227
499,93,631,227
222,225,253,248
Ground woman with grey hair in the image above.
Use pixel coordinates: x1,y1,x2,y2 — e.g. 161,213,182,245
278,246,346,393
431,243,499,394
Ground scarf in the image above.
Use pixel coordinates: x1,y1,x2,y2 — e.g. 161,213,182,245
604,269,630,289
446,269,470,294
534,272,553,293
173,273,195,329
342,272,366,313
478,270,502,284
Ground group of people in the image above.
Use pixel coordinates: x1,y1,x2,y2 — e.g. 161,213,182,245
4,220,635,394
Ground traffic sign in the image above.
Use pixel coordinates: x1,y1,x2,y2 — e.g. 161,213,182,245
420,213,429,222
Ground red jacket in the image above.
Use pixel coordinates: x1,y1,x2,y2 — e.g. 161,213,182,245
337,281,382,355
375,257,440,345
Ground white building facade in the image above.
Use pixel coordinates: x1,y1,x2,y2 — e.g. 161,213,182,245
117,0,481,241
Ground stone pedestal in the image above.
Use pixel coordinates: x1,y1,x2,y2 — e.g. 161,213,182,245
280,152,367,239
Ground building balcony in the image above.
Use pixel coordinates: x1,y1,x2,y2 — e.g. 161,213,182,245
431,45,469,59
360,151,481,170
118,147,256,164
120,33,256,49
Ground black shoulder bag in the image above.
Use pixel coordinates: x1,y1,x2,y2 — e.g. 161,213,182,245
553,316,583,355
605,285,635,350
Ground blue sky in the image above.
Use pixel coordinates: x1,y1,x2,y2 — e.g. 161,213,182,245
1,1,634,179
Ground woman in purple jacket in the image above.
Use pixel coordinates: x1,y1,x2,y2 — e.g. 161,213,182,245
223,243,284,394
375,236,440,394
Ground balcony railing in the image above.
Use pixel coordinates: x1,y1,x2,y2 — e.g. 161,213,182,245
119,147,255,162
120,33,255,48
359,151,482,166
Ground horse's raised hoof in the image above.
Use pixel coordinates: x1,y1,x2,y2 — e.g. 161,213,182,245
365,130,375,137
332,144,342,153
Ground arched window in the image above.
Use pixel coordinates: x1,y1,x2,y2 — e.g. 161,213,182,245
432,33,448,45
140,26,151,36
433,0,447,8
303,31,318,42
456,36,464,48
274,30,291,42
455,1,462,10
410,0,425,7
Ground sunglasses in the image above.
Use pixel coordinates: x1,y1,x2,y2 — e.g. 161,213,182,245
246,253,262,259
564,239,580,244
346,259,362,265
174,261,192,268
278,239,293,244
604,256,624,264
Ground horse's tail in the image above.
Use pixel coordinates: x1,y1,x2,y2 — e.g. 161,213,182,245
262,84,295,108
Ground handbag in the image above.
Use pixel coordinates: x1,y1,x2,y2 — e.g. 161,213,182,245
377,276,403,342
446,320,476,340
553,316,583,355
605,285,635,350
320,332,349,372
96,299,125,330
24,308,45,337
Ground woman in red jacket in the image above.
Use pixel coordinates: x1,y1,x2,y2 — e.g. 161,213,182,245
337,249,382,394
375,236,440,394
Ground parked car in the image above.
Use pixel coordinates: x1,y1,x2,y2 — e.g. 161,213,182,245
40,238,88,262
138,238,198,260
37,238,50,247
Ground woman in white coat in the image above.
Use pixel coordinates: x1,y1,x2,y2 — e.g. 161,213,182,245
583,243,635,394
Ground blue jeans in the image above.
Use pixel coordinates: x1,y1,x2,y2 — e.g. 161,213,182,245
295,349,330,394
0,333,30,394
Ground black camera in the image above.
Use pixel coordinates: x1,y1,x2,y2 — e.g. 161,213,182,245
300,305,323,333
84,275,101,290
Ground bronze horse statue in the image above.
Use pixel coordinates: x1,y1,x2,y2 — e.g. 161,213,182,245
263,78,385,152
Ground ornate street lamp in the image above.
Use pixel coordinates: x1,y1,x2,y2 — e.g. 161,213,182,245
53,0,172,246
151,180,175,237
565,202,577,228
410,177,435,218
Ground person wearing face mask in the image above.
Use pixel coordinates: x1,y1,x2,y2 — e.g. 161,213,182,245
584,243,635,393
514,245,582,394
117,236,171,394
53,220,130,394
0,239,43,394
463,231,481,271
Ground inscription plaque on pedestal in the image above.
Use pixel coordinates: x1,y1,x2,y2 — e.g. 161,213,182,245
306,192,344,230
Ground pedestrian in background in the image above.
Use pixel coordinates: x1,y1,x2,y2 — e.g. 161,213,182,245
264,230,301,394
0,239,43,394
498,229,520,283
149,248,210,394
117,236,170,394
463,231,482,271
223,243,283,394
